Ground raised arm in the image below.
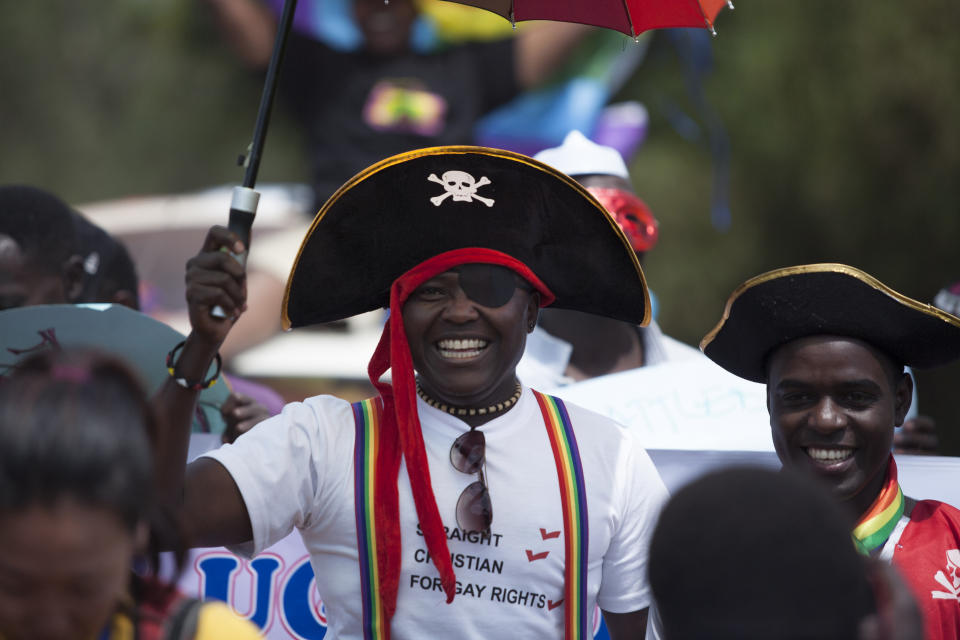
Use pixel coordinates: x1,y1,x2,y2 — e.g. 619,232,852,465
514,21,594,89
152,226,254,547
204,0,278,69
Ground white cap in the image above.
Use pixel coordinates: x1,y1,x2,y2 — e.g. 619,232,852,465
533,130,630,180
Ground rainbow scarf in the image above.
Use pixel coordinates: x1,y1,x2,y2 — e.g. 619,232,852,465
352,392,589,640
852,456,905,556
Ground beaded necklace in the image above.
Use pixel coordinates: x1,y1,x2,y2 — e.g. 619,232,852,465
415,381,523,418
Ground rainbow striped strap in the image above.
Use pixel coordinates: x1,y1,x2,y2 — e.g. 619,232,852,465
852,456,905,556
533,391,590,640
353,398,389,640
352,393,589,639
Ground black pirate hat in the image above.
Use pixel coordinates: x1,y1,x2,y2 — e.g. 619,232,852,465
700,264,960,383
282,146,649,328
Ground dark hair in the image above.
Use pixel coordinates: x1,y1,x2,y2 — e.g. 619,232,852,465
0,349,184,572
0,349,153,527
73,213,140,308
97,239,140,308
0,184,79,274
649,466,875,639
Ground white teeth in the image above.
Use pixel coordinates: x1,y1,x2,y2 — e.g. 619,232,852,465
437,339,488,350
807,448,854,462
437,338,488,359
439,349,483,359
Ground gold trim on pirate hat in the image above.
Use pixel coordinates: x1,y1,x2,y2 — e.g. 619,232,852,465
282,145,649,329
700,263,960,383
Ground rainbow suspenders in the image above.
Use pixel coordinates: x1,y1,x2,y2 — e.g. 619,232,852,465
352,391,589,640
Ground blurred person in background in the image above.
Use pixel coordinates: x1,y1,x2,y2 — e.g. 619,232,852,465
204,0,593,211
73,210,142,310
1,184,280,441
891,278,960,455
517,130,701,389
701,264,960,639
0,349,262,640
0,185,84,311
72,210,284,440
649,466,923,640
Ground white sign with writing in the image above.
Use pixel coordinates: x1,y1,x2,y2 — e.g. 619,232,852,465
548,359,773,451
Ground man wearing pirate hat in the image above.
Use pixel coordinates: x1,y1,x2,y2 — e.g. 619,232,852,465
158,147,668,639
517,130,701,388
700,264,960,639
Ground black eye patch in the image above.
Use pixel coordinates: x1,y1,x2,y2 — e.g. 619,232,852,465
454,264,526,308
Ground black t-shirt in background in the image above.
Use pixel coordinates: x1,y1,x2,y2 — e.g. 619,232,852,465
281,34,520,210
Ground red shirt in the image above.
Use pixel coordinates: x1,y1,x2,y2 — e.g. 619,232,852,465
891,500,960,640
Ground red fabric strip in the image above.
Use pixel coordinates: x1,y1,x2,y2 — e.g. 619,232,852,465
366,248,555,627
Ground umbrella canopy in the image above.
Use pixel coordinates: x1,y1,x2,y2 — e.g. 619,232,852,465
0,304,229,433
444,0,731,37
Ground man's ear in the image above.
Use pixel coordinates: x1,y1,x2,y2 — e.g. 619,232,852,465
62,254,86,303
526,292,540,333
133,520,151,555
893,371,914,427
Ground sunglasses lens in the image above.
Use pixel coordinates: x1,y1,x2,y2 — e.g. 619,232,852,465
457,480,492,532
450,430,485,474
455,264,522,308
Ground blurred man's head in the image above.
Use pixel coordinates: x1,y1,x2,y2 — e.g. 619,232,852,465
354,0,418,55
534,130,658,262
0,185,82,310
649,466,876,639
73,213,140,310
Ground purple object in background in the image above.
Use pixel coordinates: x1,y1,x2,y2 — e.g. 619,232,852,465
592,101,649,163
265,0,315,35
224,373,287,416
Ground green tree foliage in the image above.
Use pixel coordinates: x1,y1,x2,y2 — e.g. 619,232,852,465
0,1,306,201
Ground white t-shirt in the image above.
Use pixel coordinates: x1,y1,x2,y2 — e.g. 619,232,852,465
517,321,702,390
203,387,668,639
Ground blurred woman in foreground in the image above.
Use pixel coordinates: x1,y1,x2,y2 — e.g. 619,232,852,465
0,350,260,640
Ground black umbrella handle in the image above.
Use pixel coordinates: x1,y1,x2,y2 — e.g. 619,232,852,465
211,0,298,320
241,0,299,190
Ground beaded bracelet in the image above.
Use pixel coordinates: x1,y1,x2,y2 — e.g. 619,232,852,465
165,340,222,391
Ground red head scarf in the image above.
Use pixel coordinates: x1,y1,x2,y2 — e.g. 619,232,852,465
365,248,555,621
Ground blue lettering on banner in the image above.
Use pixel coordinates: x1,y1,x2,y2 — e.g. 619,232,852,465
194,552,327,638
247,556,283,628
196,554,241,604
196,553,282,630
280,560,328,639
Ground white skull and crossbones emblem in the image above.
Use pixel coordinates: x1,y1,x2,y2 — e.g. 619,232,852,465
933,549,960,601
427,171,495,207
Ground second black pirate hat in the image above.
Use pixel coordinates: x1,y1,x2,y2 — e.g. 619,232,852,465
700,263,960,383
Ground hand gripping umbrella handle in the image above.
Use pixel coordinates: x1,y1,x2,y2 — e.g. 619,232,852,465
211,186,259,319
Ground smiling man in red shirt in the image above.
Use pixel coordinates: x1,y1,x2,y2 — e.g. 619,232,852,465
701,263,960,639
